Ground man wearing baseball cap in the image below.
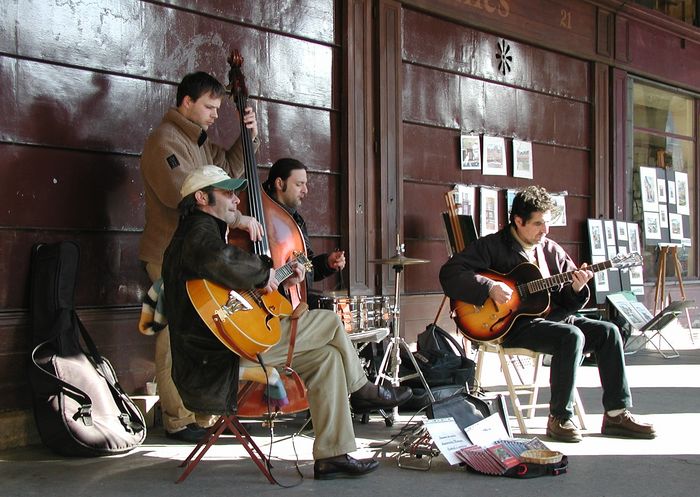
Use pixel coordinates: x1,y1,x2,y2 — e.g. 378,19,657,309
162,165,413,479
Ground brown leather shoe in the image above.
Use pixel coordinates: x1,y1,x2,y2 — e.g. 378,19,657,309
314,454,379,480
602,410,656,439
546,415,582,443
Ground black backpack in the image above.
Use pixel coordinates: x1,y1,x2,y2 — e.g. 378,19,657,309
413,324,476,388
29,241,146,456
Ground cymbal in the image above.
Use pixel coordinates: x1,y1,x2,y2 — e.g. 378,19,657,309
369,255,430,266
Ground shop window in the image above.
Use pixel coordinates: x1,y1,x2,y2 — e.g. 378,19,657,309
628,80,696,281
632,0,698,26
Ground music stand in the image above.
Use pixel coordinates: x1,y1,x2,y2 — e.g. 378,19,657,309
625,300,695,359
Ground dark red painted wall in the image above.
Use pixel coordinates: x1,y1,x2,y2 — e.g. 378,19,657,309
0,0,342,409
400,8,592,293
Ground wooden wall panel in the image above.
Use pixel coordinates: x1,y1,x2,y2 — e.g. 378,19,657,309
0,145,142,230
0,0,341,413
0,308,152,411
403,64,591,149
402,9,591,101
0,232,148,311
399,5,593,303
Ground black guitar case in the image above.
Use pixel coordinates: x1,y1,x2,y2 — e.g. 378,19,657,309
28,241,146,456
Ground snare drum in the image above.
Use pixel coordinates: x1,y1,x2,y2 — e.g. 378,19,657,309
318,296,394,333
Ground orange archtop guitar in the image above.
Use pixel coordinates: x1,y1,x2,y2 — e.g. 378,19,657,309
186,252,312,361
450,252,642,344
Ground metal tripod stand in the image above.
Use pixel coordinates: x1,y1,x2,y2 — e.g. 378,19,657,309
372,241,435,420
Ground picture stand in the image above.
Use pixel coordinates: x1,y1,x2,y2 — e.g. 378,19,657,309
625,300,695,359
653,243,694,343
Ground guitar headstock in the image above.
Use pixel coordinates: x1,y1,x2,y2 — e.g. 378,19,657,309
611,251,643,269
293,251,314,272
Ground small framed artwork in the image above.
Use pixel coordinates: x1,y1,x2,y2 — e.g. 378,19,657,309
591,255,609,292
628,222,641,254
616,221,628,241
604,220,616,246
460,135,481,170
675,171,690,215
629,265,644,286
643,212,661,241
480,188,500,236
549,194,567,227
454,184,477,218
669,213,684,241
657,178,667,203
482,136,507,176
639,166,659,213
668,181,676,204
506,189,517,219
588,219,606,256
658,204,669,228
512,140,533,179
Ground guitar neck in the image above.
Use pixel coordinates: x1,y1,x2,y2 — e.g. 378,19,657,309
274,262,296,286
524,259,612,294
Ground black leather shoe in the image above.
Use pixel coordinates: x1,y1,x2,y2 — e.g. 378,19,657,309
165,423,208,444
314,454,379,480
350,384,413,413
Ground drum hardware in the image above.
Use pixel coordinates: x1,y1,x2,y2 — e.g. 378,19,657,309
372,237,435,420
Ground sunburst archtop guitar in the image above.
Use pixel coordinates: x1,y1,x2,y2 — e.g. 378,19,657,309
450,252,642,344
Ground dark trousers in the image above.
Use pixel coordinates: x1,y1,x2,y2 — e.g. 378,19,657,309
502,316,632,419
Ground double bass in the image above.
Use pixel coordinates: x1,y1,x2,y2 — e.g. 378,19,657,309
186,50,311,361
186,50,311,417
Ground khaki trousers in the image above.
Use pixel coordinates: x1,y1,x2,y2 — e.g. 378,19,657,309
241,309,368,460
146,263,215,432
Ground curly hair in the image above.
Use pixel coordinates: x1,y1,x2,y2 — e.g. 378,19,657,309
509,186,555,225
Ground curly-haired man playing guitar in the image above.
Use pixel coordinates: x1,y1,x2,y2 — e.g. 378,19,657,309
440,186,655,442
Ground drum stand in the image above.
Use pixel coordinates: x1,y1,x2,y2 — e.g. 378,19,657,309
373,244,435,421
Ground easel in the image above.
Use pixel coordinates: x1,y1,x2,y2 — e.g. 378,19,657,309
653,243,694,343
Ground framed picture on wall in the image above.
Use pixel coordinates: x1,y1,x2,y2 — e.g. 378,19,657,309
657,178,667,203
674,171,690,215
480,188,500,236
512,139,533,179
587,219,606,256
639,166,659,213
482,136,507,176
628,222,641,254
668,181,676,204
549,194,567,227
616,221,628,241
604,220,616,246
643,212,661,241
454,184,477,217
591,255,609,292
658,204,669,228
460,135,481,170
669,213,684,241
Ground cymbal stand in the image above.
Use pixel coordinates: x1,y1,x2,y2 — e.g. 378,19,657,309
374,242,435,419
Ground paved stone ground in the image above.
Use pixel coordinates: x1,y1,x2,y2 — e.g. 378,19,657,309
1,324,698,497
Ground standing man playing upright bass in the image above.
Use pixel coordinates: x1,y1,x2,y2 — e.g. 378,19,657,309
139,71,263,442
440,186,655,443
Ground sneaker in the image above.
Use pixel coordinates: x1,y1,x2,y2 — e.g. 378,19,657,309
602,410,656,439
166,423,208,443
546,415,582,443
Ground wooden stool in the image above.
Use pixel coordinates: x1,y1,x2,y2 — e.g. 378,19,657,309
474,343,587,434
